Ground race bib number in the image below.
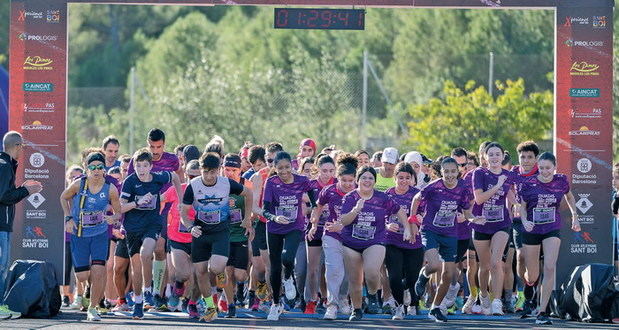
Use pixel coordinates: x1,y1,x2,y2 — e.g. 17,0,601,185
482,204,504,223
432,210,456,228
352,224,376,240
389,215,404,234
275,206,298,220
197,210,221,225
532,207,555,225
178,221,191,233
135,194,158,210
230,209,243,224
81,211,104,227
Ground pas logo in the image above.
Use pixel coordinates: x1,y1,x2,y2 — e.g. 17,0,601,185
572,231,594,244
568,126,600,136
17,10,43,22
575,194,593,214
25,226,47,239
570,62,599,76
24,56,53,70
564,16,589,27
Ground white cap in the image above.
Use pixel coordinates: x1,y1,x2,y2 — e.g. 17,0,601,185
381,147,399,165
404,151,423,166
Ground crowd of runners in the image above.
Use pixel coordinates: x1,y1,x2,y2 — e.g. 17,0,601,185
57,128,581,325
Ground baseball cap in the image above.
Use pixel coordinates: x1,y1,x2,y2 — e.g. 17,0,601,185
404,151,423,166
183,145,201,163
421,154,433,165
300,138,317,151
381,147,399,165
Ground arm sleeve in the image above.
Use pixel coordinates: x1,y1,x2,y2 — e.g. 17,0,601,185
182,184,194,205
228,179,244,195
0,165,29,205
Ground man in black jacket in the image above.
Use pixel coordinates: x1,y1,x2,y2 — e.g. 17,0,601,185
0,131,42,305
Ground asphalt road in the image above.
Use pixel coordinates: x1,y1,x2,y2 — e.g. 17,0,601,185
1,307,618,329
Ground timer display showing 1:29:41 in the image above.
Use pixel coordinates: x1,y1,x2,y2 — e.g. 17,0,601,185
274,8,365,30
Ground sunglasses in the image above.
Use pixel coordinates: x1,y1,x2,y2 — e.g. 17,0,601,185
267,158,274,164
87,164,105,171
457,163,467,167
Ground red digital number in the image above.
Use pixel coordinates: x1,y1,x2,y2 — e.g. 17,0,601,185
307,10,318,27
320,11,332,28
276,9,288,27
337,12,349,26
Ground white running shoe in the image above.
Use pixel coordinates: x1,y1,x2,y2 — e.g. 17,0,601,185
86,308,101,321
324,304,337,320
480,295,492,316
267,303,283,321
471,303,482,314
403,290,412,306
491,298,504,316
462,294,477,314
392,305,405,320
338,298,351,315
70,296,83,310
407,305,417,316
283,277,297,301
442,282,460,308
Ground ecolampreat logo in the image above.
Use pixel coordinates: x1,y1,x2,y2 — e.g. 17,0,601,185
24,56,53,70
21,121,53,131
570,62,599,76
568,126,601,136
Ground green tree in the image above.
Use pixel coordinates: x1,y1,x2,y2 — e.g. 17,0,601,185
406,78,552,157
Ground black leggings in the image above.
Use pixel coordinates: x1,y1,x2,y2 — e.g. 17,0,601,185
385,244,424,306
64,241,72,286
267,230,302,304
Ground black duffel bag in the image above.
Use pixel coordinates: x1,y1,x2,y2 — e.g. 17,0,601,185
552,263,618,323
2,260,61,318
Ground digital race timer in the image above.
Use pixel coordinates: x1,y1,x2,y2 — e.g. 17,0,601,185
274,8,365,30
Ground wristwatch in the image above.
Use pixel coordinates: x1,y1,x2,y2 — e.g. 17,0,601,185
64,216,73,222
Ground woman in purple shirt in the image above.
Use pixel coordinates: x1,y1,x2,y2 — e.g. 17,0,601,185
384,162,423,319
471,142,517,316
339,165,414,321
308,154,357,320
518,152,579,325
411,157,483,322
261,151,316,321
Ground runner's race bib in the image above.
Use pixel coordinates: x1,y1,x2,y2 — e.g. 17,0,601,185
135,194,158,210
275,206,298,220
230,209,243,224
197,210,221,225
482,204,504,223
352,224,376,240
532,207,555,225
81,211,104,227
433,210,456,228
389,215,404,234
178,221,191,233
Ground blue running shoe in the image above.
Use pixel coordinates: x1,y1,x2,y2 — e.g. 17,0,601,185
132,303,144,319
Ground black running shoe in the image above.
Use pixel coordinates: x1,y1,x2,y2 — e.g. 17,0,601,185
226,304,236,318
349,308,363,321
536,312,552,325
429,307,448,323
520,300,534,319
414,267,430,298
